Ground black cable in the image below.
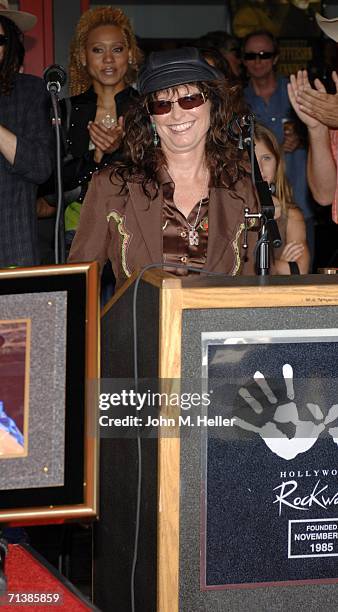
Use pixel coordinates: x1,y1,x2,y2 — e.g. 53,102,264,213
50,92,66,264
130,262,232,612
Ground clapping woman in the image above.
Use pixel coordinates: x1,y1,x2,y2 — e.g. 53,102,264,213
65,7,142,233
39,6,142,250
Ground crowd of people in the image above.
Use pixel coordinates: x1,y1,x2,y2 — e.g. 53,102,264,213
1,2,338,286
1,0,338,598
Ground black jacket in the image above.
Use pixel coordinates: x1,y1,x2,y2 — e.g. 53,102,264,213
41,85,138,199
0,74,53,266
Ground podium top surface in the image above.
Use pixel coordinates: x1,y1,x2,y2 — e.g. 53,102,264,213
133,269,338,289
178,273,338,289
103,271,338,316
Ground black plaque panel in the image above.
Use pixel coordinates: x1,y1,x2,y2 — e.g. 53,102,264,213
204,334,338,587
180,305,338,612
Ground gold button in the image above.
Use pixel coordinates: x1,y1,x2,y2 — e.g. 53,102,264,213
181,231,187,238
181,256,187,263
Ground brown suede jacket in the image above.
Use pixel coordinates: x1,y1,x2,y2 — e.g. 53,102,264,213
68,166,259,290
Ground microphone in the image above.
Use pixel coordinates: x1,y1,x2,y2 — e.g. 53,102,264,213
228,113,255,148
43,64,67,94
238,113,255,126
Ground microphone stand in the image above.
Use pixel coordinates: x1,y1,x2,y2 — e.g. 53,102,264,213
48,85,66,264
241,117,282,275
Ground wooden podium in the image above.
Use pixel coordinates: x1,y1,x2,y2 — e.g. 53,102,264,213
95,271,338,612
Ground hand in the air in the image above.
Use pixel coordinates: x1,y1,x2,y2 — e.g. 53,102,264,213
293,70,338,130
287,70,322,129
288,70,338,129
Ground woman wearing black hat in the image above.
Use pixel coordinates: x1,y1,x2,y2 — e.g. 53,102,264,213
69,47,259,289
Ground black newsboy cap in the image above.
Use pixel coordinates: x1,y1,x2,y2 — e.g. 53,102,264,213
137,47,222,95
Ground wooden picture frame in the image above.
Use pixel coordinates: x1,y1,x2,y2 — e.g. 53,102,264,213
0,263,99,524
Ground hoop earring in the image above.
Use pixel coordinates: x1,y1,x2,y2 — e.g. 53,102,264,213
151,122,159,146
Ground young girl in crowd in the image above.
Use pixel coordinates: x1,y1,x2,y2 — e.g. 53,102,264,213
255,123,310,274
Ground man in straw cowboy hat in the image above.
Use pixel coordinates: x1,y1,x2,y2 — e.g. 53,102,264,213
0,0,53,267
288,13,338,221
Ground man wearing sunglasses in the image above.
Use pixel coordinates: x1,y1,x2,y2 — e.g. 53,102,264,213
243,30,315,262
69,47,261,287
0,2,53,268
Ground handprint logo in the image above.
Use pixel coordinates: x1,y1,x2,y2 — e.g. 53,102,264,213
235,364,338,460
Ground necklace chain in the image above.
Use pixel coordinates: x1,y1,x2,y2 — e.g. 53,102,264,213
186,170,209,247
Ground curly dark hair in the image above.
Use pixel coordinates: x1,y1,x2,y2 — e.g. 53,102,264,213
113,78,250,196
0,16,25,95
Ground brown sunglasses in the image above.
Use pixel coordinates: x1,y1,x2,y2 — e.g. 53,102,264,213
147,92,208,115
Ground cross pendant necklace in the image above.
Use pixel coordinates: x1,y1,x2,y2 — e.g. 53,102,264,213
186,170,209,247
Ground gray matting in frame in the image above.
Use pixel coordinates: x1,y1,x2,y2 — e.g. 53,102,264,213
0,291,67,491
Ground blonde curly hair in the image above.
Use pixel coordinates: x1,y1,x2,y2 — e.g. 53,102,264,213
68,6,143,96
